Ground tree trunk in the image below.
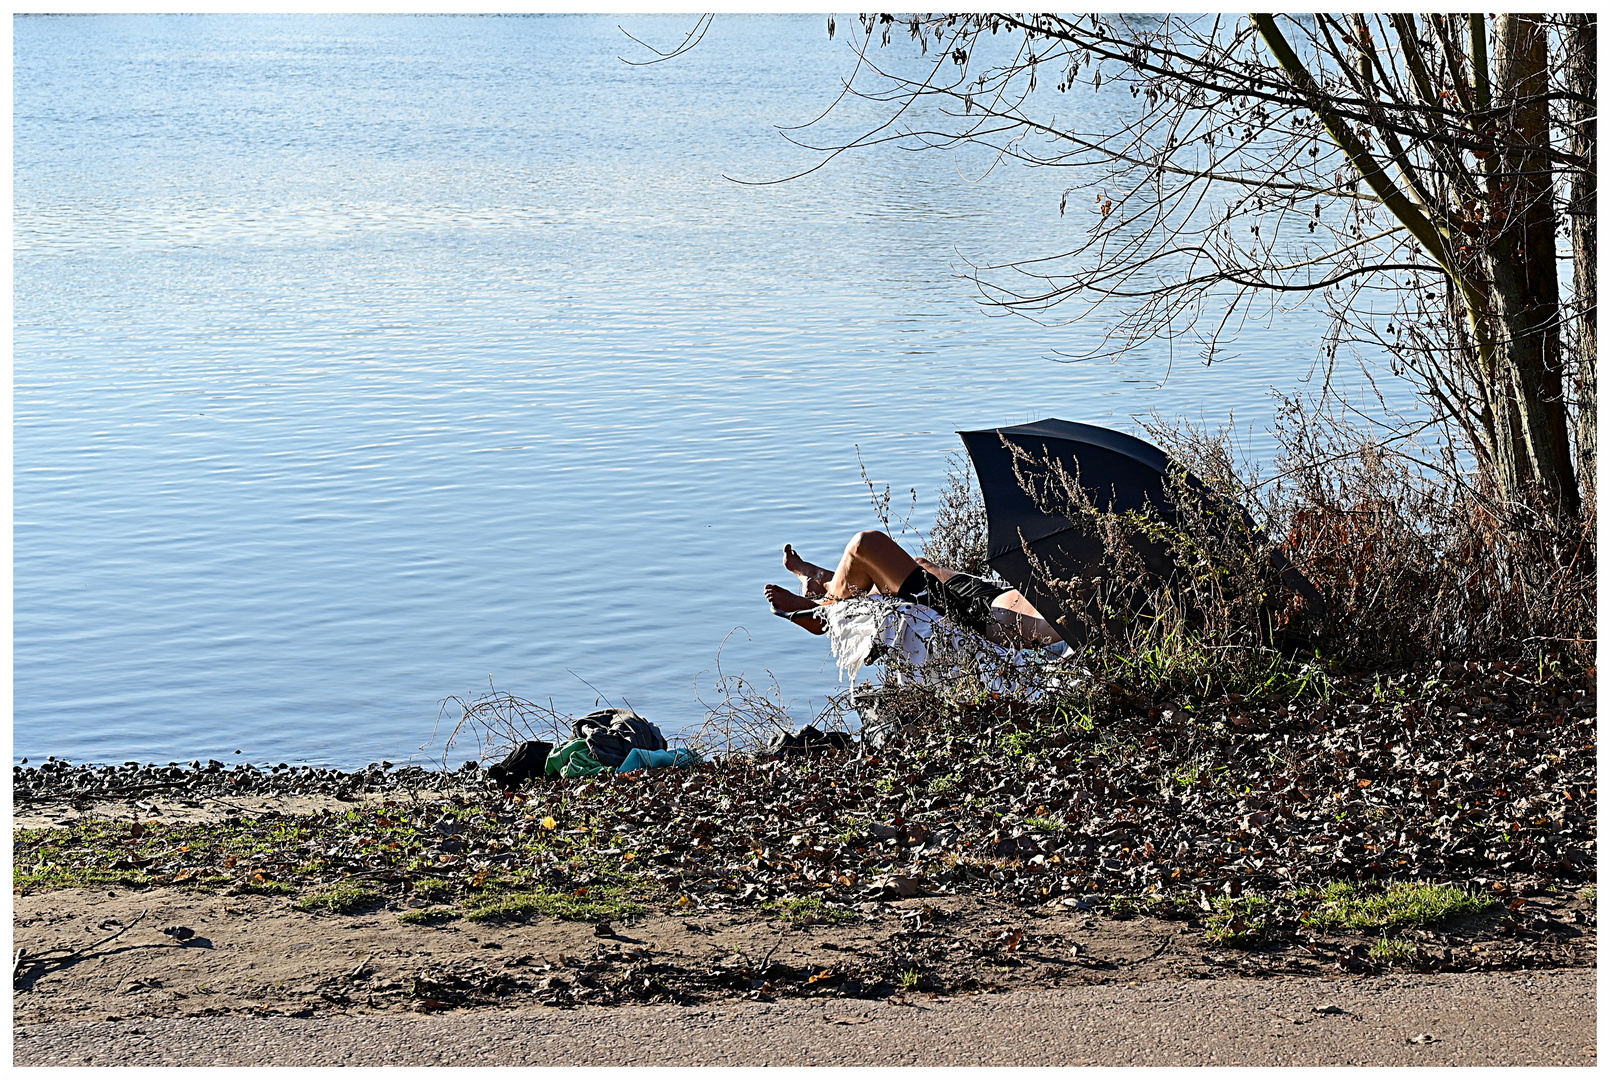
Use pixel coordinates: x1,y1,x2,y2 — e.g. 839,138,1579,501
1485,14,1578,519
1566,14,1596,513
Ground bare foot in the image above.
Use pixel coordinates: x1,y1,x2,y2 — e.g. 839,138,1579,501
783,544,833,597
763,583,827,635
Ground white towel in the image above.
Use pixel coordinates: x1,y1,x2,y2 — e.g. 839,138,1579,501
819,596,1078,697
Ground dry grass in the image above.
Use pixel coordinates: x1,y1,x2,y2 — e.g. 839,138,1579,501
1242,399,1596,668
436,645,863,768
921,450,990,576
433,682,574,767
921,405,1594,674
686,642,856,758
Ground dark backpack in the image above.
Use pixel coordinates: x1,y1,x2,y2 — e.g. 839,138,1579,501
486,739,554,789
763,724,855,757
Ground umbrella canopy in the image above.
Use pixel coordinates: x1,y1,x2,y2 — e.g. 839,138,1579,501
958,418,1323,643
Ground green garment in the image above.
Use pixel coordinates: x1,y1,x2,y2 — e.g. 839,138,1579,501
544,738,609,778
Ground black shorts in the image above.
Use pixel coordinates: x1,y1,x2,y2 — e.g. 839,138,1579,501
896,566,1006,635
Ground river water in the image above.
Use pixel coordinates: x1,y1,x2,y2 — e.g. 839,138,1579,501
15,14,1361,768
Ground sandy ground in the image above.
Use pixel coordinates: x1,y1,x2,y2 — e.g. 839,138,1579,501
15,786,1597,1066
14,878,1596,1067
15,886,1264,1024
15,969,1597,1066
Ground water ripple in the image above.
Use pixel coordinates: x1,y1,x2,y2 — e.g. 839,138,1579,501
14,14,1402,767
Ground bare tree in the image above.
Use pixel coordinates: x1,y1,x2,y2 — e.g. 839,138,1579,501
787,14,1593,521
1564,14,1596,506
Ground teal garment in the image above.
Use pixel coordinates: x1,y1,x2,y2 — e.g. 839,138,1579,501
617,747,702,773
544,738,609,778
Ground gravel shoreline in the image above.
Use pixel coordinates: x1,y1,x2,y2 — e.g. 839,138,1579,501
14,756,485,808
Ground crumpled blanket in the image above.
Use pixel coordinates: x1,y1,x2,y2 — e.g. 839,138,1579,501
544,738,610,778
819,595,1076,697
571,708,668,768
617,746,702,773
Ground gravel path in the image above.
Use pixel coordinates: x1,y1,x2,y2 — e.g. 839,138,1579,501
15,969,1594,1066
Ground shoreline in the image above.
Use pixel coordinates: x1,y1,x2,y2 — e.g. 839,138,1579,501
15,658,1596,1056
14,757,483,828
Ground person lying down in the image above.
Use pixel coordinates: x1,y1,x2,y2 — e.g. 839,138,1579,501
763,529,1063,648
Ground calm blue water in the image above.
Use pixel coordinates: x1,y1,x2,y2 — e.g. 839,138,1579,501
15,14,1369,768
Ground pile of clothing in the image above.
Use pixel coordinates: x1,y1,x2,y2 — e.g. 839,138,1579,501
485,708,701,788
761,723,854,757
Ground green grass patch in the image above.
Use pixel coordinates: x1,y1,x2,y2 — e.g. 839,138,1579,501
397,906,461,925
1203,895,1269,946
832,823,869,845
1109,895,1145,920
1023,815,1065,833
294,881,380,915
999,730,1032,756
1367,935,1415,963
13,865,143,893
12,817,329,895
763,895,858,925
1303,882,1487,932
463,885,643,923
410,877,455,902
10,803,580,898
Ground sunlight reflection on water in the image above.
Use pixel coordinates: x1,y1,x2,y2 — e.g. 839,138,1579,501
14,14,1411,767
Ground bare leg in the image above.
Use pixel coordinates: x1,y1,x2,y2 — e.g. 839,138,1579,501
823,530,919,600
917,558,1064,646
782,544,835,597
770,540,1064,647
988,589,1063,646
765,531,920,635
763,583,828,635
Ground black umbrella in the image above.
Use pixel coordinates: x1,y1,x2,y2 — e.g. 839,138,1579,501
958,418,1323,643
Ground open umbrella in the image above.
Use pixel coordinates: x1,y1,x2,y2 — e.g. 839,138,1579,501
958,418,1323,643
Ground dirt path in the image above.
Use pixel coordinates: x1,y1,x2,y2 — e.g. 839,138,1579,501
16,883,1593,1023
15,969,1596,1066
14,881,1596,1066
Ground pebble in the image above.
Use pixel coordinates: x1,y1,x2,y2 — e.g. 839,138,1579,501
13,756,490,805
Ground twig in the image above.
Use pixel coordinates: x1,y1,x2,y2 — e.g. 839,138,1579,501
1115,934,1174,967
14,908,150,989
761,930,787,970
566,669,614,709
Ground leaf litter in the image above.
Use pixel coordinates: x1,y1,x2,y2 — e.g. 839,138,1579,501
12,657,1597,1014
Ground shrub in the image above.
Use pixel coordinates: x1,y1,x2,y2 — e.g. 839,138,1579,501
920,404,1595,671
922,451,990,576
